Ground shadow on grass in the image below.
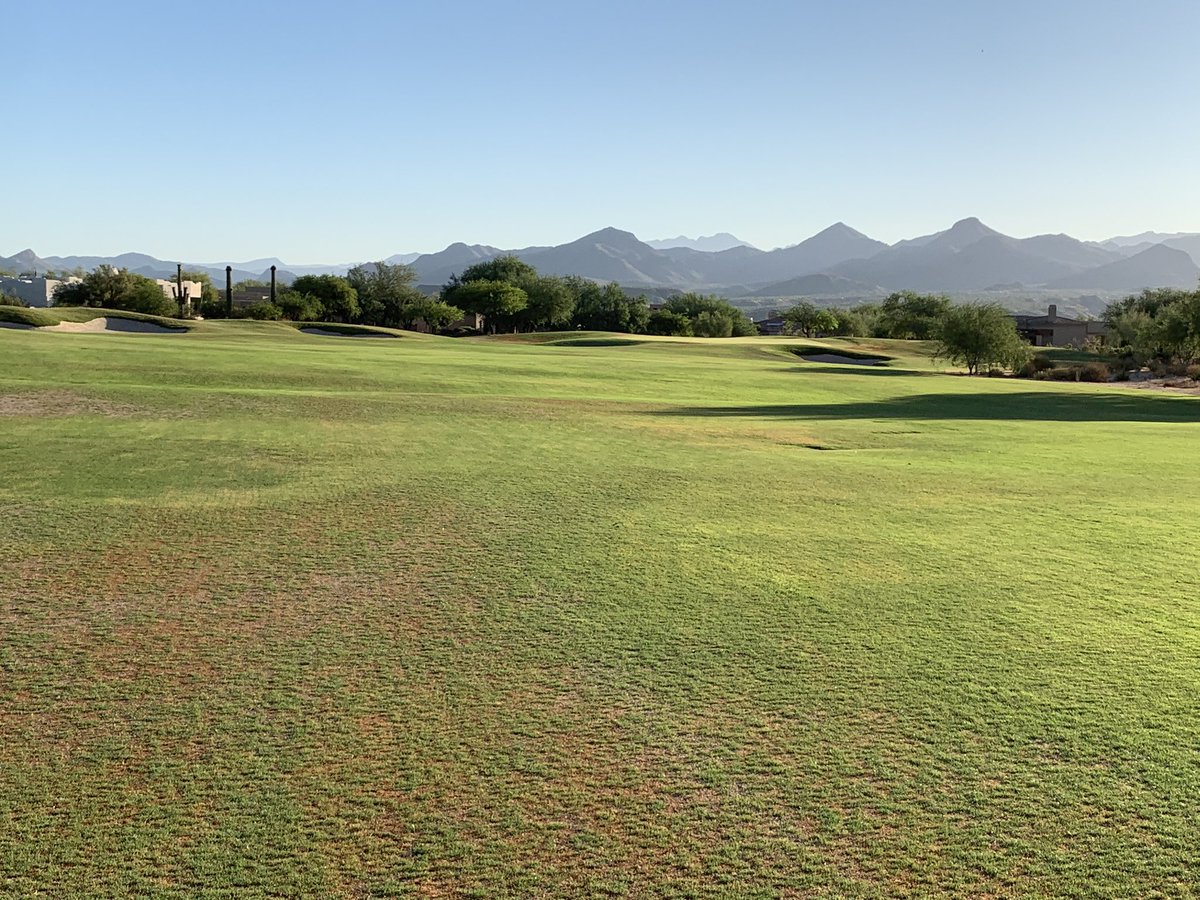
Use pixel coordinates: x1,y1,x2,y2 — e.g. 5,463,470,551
788,365,933,378
657,391,1200,423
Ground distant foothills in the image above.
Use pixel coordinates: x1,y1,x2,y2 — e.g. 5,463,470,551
4,219,1199,302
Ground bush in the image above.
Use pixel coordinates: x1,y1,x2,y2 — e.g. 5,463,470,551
1046,363,1109,382
199,294,229,318
662,293,755,337
277,291,325,322
646,309,693,336
1031,355,1057,372
237,301,283,321
440,325,483,337
1187,364,1200,382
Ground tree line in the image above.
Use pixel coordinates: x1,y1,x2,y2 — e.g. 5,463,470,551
781,292,1030,375
782,291,961,341
41,255,757,337
41,256,1193,376
1104,287,1200,368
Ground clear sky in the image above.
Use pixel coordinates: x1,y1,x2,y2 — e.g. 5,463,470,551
7,0,1199,261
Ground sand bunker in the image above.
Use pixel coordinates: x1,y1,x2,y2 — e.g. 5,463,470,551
43,317,184,333
801,353,885,366
300,327,396,338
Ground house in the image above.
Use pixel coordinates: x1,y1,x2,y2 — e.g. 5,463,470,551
1011,304,1108,348
0,272,203,312
155,277,205,311
754,313,788,336
0,274,79,307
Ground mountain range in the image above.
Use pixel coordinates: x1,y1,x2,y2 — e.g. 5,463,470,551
5,220,1198,299
399,219,1197,296
646,233,753,252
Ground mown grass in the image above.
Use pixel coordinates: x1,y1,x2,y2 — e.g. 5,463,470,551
2,325,1199,896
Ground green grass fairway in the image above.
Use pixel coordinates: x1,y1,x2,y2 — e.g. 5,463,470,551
3,323,1199,896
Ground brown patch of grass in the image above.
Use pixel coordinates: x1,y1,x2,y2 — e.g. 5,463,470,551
0,389,141,418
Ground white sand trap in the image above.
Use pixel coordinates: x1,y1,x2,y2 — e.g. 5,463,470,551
44,317,184,333
801,353,885,366
0,321,35,330
301,327,396,338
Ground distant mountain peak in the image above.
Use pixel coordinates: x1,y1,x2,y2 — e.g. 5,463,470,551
647,232,754,252
947,216,995,234
925,217,1003,251
584,226,640,243
777,223,887,255
8,249,42,264
816,222,869,239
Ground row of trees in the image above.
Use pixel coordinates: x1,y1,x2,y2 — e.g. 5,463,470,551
45,254,756,338
781,291,952,340
43,259,1105,374
1104,287,1200,365
782,292,1029,375
440,256,756,336
46,263,465,331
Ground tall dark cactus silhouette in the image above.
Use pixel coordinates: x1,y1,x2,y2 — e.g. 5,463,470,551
172,263,192,318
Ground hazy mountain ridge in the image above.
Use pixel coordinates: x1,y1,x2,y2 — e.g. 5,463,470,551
1047,243,1199,291
647,233,754,252
0,250,403,286
6,220,1198,299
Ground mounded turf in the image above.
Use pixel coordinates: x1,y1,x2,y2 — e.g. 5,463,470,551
2,324,1199,896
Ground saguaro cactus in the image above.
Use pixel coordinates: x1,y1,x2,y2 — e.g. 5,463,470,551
172,263,192,318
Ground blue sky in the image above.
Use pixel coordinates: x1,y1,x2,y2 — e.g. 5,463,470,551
7,0,1199,261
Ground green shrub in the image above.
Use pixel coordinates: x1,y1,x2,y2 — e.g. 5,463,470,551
1030,355,1057,372
1046,363,1110,382
278,291,324,322
1187,364,1200,382
200,294,231,318
646,309,693,336
237,301,283,321
1016,357,1056,378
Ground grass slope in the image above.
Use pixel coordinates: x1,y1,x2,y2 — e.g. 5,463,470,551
0,305,196,329
2,326,1199,896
